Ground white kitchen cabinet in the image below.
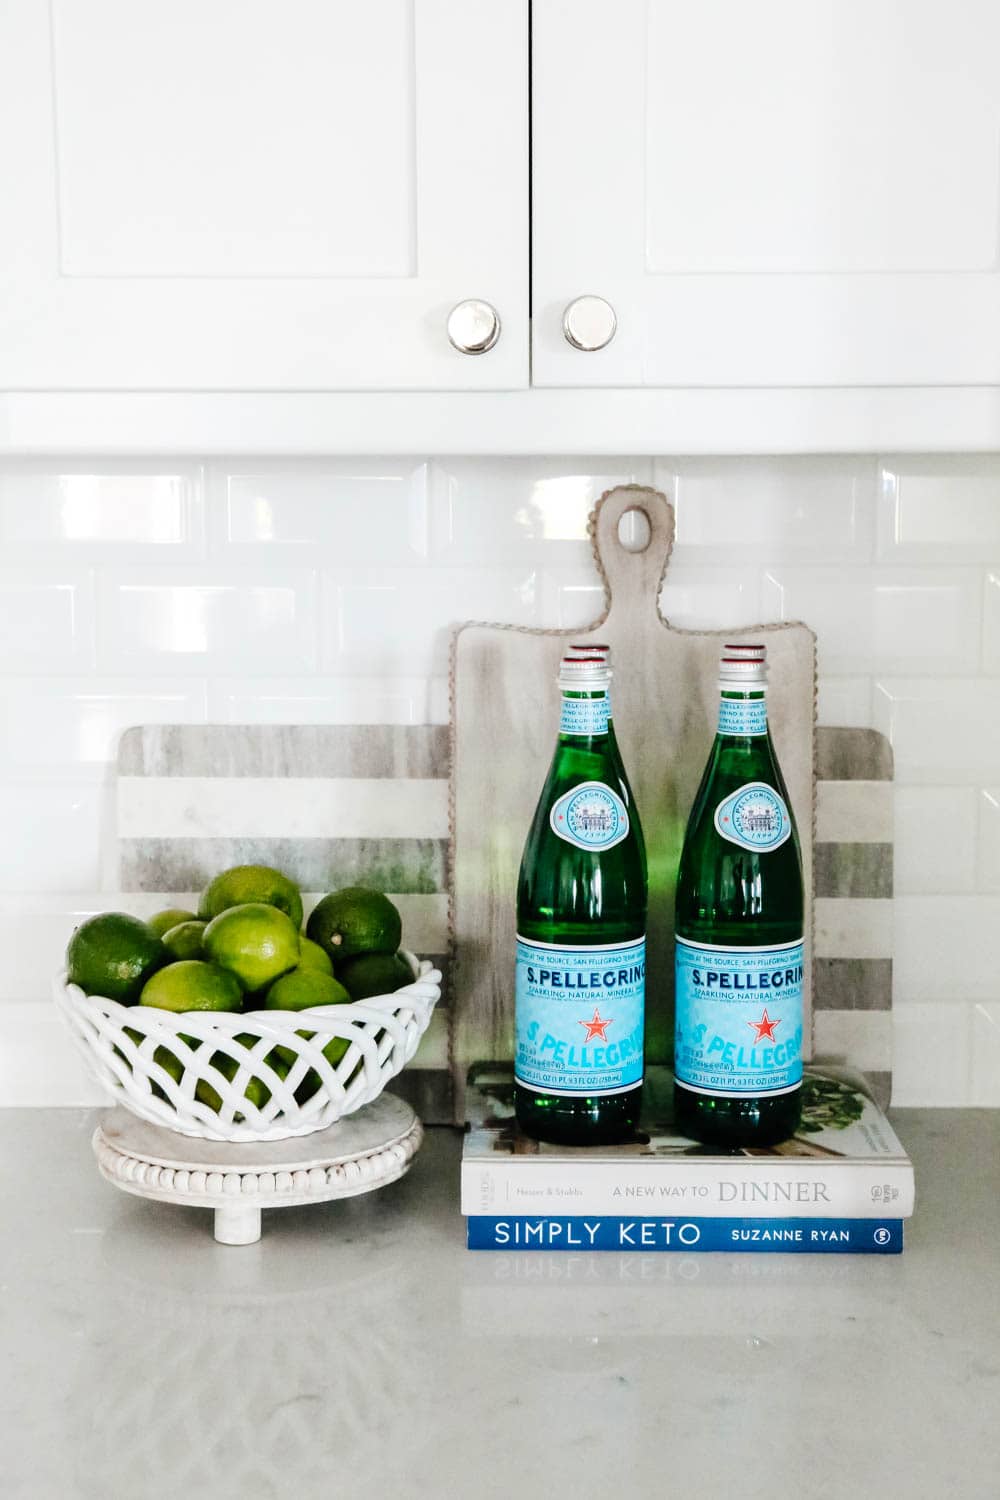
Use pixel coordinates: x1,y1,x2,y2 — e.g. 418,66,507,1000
532,0,1000,390
0,0,527,391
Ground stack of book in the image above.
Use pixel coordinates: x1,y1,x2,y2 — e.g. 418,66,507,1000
461,1066,914,1254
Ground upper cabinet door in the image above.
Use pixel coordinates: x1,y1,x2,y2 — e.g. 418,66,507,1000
0,0,527,391
533,0,1000,388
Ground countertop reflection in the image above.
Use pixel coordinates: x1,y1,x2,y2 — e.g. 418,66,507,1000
2,1108,997,1500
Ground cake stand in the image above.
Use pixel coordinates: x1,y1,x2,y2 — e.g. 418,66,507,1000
92,1092,422,1245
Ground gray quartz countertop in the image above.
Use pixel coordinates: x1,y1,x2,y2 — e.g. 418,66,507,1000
2,1108,998,1500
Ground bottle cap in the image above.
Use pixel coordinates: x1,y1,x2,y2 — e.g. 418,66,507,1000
566,642,610,658
559,651,612,688
719,642,767,685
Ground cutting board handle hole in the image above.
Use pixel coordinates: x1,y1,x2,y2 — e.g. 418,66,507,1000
617,507,652,554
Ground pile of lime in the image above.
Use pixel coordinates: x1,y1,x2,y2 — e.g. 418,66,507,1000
65,866,412,1118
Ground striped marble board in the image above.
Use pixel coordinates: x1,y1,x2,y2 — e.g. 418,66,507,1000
116,721,892,1122
115,724,453,1124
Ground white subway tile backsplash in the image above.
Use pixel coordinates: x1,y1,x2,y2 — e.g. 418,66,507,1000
0,679,207,772
894,895,1000,1001
892,1003,973,1106
0,463,203,555
878,456,1000,561
214,461,430,562
658,456,877,561
210,676,437,726
873,678,1000,783
0,449,998,1105
323,566,538,673
98,568,318,673
0,569,95,672
660,566,762,630
893,788,976,894
0,783,105,892
431,458,652,560
971,1004,1000,1106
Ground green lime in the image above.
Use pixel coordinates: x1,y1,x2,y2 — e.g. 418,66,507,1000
197,1037,288,1115
162,920,207,961
264,969,351,1012
337,951,412,1002
138,960,243,1013
203,903,300,991
147,908,198,939
306,888,402,965
67,913,167,1005
297,936,334,976
265,970,352,1070
198,865,303,930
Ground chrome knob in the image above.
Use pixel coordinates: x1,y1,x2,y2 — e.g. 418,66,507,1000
563,295,617,352
447,299,501,355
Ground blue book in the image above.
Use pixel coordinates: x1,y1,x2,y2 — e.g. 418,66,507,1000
467,1215,904,1253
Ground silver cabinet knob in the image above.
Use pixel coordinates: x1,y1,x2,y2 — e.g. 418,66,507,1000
563,295,617,352
447,299,501,355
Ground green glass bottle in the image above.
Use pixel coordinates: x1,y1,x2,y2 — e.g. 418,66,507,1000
515,649,647,1145
673,643,804,1146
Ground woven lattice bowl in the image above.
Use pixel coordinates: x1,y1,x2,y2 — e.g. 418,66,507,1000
53,951,441,1143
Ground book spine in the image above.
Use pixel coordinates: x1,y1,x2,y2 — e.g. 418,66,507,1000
460,1160,914,1219
467,1216,904,1253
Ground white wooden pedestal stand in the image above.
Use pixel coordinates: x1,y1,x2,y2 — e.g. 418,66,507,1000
93,1093,422,1245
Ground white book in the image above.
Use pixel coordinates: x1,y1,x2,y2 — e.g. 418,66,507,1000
461,1067,914,1220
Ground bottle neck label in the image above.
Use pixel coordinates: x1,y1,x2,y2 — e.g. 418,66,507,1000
515,935,645,1096
718,692,767,737
714,781,791,853
550,780,629,851
674,937,804,1099
560,692,611,737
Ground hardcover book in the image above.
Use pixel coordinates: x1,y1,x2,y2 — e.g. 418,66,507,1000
466,1216,904,1254
461,1066,914,1224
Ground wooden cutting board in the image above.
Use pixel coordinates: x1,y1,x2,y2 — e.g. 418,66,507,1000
451,485,817,1117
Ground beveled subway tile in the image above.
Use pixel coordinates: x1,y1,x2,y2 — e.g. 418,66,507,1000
659,566,763,630
873,678,1000,783
878,455,1000,561
209,676,436,726
97,568,318,674
762,568,979,674
894,895,1000,1000
212,459,431,561
816,676,872,728
429,458,653,560
891,1002,973,1106
975,789,1000,890
0,678,208,771
0,461,204,555
322,566,539,674
971,1003,1000,1106
656,455,876,561
0,782,105,892
893,787,976,894
0,568,96,672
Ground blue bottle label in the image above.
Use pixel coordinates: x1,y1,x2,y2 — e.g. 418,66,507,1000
515,935,645,1096
674,937,804,1098
560,694,611,737
714,781,792,852
550,780,630,850
718,696,767,737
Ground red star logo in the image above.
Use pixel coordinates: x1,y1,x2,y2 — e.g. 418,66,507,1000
579,1008,612,1042
747,1008,780,1043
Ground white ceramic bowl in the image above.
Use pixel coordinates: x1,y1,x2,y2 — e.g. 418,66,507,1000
53,951,441,1143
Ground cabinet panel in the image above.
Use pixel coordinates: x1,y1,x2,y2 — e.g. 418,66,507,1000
533,0,1000,388
0,0,527,390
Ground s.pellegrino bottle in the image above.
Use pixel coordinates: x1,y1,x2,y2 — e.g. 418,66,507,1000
515,647,647,1144
673,644,804,1146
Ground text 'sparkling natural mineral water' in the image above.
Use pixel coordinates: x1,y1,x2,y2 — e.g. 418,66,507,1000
515,646,648,1144
674,643,804,1146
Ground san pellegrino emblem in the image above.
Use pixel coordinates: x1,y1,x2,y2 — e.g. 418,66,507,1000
515,645,648,1145
673,643,805,1147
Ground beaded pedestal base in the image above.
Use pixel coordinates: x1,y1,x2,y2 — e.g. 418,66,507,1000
93,1093,422,1244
